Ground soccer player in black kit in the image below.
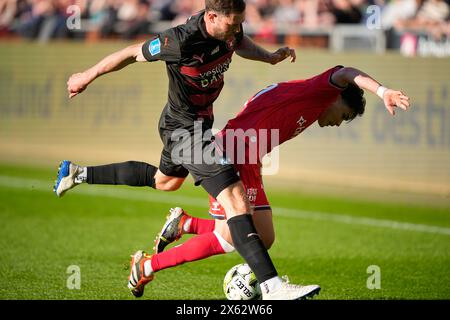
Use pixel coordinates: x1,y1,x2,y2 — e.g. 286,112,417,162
55,0,318,299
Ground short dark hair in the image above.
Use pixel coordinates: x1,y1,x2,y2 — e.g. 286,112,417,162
205,0,246,15
341,83,366,121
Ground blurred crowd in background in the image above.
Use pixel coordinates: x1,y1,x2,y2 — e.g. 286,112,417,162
0,0,449,44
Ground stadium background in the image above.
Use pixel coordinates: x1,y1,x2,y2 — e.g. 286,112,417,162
1,44,449,197
1,0,449,300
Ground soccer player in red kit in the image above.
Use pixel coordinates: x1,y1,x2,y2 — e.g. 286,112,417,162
128,65,410,298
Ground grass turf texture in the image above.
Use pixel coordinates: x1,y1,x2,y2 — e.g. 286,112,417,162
0,163,449,300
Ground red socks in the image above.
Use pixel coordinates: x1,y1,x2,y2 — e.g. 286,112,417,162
151,232,225,272
188,217,215,235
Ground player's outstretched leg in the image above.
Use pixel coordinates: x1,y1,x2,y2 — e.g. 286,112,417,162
262,276,321,300
128,250,154,298
53,160,84,197
153,207,190,253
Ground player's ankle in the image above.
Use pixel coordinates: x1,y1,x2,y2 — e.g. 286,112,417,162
182,217,192,234
143,259,153,278
74,166,87,184
260,276,282,294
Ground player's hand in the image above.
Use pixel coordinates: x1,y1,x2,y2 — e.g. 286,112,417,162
269,47,296,64
67,72,91,98
383,89,410,116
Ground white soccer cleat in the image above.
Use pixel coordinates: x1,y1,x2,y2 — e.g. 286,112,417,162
128,250,154,298
153,207,189,254
53,160,83,197
262,277,320,300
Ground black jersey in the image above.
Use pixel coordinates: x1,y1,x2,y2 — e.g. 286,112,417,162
142,10,243,129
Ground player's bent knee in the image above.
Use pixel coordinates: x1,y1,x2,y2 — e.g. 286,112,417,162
216,182,251,216
154,177,184,191
156,182,180,191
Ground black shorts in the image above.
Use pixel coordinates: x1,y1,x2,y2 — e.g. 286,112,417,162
158,105,240,198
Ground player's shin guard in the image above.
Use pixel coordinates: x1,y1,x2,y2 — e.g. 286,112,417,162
227,214,278,283
87,161,157,188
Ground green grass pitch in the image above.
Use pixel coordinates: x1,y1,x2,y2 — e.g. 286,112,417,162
0,163,449,300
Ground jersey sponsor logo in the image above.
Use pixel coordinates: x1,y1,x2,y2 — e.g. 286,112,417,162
199,57,231,88
193,53,205,63
247,188,257,203
180,52,233,89
149,38,161,56
211,45,220,55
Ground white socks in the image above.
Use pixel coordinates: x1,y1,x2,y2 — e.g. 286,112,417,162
144,260,153,277
183,217,192,233
74,166,87,184
260,276,283,294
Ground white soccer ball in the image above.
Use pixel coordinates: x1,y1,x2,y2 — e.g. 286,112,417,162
223,263,261,300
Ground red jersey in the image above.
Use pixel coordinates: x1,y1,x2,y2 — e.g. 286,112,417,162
209,66,345,219
216,66,344,160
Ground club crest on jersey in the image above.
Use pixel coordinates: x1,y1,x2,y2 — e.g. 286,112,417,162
149,38,161,56
226,39,235,50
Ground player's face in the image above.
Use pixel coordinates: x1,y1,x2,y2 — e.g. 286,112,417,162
318,97,354,127
210,11,245,41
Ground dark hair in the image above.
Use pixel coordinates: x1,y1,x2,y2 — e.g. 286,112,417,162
340,83,366,121
205,0,246,15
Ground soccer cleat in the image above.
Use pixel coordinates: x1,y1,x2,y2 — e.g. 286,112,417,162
262,276,321,300
153,207,189,254
53,160,83,197
127,250,154,298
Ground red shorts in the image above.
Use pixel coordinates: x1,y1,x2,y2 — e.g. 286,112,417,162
208,163,271,220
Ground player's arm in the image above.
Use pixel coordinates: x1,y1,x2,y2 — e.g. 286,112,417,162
331,67,410,115
235,35,296,64
67,42,147,98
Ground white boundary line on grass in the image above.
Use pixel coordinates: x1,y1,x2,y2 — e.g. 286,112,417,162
1,175,450,236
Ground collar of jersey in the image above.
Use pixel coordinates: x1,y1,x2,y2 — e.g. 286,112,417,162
197,10,209,39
